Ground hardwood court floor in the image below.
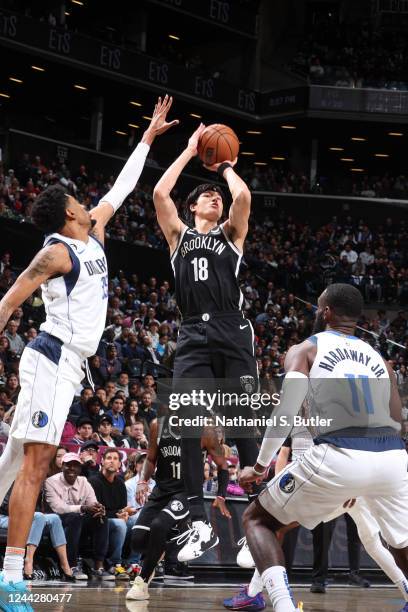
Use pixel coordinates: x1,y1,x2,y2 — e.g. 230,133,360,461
29,583,406,611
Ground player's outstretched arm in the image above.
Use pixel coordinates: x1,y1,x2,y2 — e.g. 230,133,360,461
153,123,206,253
0,243,71,333
204,159,251,251
91,95,179,244
136,419,159,506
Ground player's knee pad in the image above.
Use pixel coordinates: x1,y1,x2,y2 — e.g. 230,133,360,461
131,526,150,553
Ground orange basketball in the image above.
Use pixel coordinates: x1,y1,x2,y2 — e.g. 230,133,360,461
197,124,239,166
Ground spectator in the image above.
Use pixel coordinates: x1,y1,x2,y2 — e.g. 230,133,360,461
0,404,10,440
116,372,130,397
123,398,146,435
44,453,106,580
226,462,245,496
0,486,74,581
340,243,358,265
81,396,105,431
0,358,7,386
100,345,122,380
125,422,149,450
88,355,107,388
94,414,129,448
95,386,109,409
137,391,157,424
4,373,20,403
70,416,95,446
89,449,130,579
106,396,126,433
79,440,101,478
104,380,117,404
48,446,68,477
0,336,11,371
4,319,25,357
68,388,94,422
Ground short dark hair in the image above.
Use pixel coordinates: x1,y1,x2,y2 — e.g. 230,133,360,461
32,185,68,233
184,183,225,227
102,448,121,461
324,283,363,319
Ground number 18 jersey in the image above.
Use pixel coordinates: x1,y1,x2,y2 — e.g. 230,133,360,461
171,223,243,318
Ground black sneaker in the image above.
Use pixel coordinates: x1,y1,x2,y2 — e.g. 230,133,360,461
310,582,326,593
348,572,370,587
164,562,194,581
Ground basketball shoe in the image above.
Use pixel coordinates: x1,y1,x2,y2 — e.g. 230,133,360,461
175,520,219,562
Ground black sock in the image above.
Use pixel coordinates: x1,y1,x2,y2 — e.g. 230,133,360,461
188,495,206,522
180,436,205,520
140,513,175,583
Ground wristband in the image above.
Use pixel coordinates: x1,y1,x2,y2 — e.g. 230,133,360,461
252,465,266,476
217,162,232,177
137,480,148,486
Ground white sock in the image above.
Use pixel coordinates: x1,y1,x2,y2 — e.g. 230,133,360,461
248,569,263,597
396,579,408,602
262,566,296,612
3,547,25,583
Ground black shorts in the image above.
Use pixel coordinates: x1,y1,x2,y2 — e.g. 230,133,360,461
173,311,258,393
133,487,189,533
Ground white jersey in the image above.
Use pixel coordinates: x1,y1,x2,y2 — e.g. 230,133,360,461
308,330,399,436
40,232,108,358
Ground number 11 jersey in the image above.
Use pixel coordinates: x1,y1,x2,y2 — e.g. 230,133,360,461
171,223,243,318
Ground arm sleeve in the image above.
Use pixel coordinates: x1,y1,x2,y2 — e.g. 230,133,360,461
100,142,150,212
217,468,229,498
257,372,309,468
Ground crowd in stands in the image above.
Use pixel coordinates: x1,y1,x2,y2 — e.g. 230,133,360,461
291,18,408,90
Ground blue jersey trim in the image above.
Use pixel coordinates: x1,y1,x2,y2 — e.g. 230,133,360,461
28,332,63,366
90,234,105,251
307,334,318,345
326,330,358,340
46,238,80,297
314,435,404,451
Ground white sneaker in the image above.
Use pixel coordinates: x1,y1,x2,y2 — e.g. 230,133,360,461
71,566,88,580
126,576,150,600
175,520,219,562
236,537,255,568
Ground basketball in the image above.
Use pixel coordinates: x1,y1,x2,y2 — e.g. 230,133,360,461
197,124,239,166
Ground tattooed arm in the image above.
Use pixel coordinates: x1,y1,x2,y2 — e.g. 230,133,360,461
0,243,71,333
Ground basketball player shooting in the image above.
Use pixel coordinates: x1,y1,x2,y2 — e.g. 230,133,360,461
153,124,261,562
238,284,408,612
0,95,177,609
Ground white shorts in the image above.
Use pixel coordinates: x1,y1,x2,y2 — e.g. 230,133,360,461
10,333,84,446
259,442,408,547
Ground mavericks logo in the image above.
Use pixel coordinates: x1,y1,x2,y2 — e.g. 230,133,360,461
170,500,184,512
32,411,49,428
279,473,295,494
240,375,255,393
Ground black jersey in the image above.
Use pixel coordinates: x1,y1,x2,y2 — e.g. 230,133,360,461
155,417,183,493
171,223,243,318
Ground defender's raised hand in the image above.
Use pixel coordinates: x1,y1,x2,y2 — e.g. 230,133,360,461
147,94,179,136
